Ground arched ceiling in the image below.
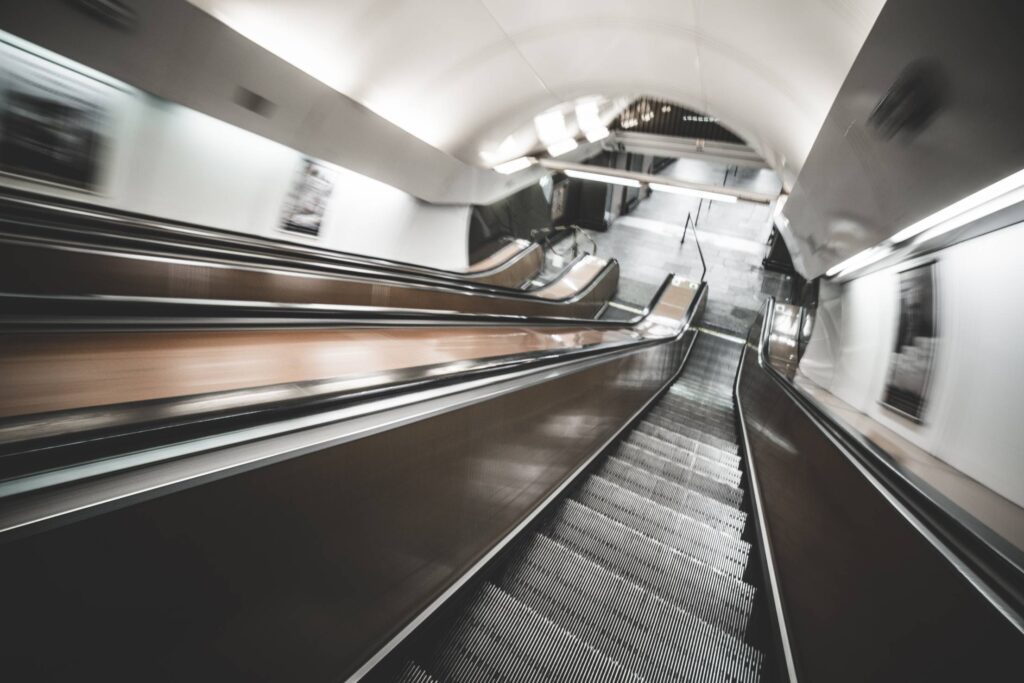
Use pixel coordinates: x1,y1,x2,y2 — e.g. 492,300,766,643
190,0,885,187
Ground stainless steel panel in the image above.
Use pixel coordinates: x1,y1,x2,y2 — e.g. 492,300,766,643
784,1,1024,277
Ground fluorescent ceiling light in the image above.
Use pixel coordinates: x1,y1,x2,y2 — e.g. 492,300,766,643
649,182,737,203
492,156,534,175
891,167,1024,244
576,101,602,129
584,126,610,143
825,244,891,278
546,139,578,157
564,169,640,187
534,110,568,145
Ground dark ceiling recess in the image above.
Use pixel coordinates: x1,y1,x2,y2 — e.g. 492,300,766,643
611,98,743,144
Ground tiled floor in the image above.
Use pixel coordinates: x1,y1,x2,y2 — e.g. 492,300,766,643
590,158,794,334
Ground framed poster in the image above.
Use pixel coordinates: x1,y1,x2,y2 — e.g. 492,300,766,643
881,261,938,422
0,38,118,192
280,157,337,238
550,177,569,224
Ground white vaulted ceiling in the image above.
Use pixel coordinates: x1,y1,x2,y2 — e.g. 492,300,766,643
189,0,885,188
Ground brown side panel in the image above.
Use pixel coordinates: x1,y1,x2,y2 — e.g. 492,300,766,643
0,335,687,682
464,242,543,288
0,241,605,318
738,342,1022,681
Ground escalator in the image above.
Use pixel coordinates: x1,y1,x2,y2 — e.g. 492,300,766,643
388,334,768,682
0,189,618,319
2,254,1021,681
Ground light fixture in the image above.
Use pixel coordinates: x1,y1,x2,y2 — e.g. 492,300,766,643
649,182,738,203
825,244,891,278
546,139,578,157
564,169,641,187
584,126,610,143
575,101,603,131
534,110,568,145
492,156,534,175
890,167,1024,244
826,165,1024,278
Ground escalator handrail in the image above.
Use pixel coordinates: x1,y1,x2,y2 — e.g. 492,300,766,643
733,306,800,683
0,189,540,287
747,298,1024,634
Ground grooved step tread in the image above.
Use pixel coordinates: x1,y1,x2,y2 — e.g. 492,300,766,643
629,424,740,462
395,662,437,683
638,416,738,452
643,412,738,444
611,448,744,509
574,475,751,580
422,582,641,683
617,440,742,489
599,458,747,538
498,533,763,683
544,499,755,637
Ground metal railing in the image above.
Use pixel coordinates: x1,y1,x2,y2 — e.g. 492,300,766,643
679,210,707,283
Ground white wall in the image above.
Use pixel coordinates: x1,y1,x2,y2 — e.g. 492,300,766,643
799,224,1024,507
0,34,470,270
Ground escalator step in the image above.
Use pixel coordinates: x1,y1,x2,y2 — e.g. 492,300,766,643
638,416,738,452
395,662,437,683
629,425,740,463
651,399,736,431
423,582,640,682
574,476,751,580
643,412,737,444
498,533,763,682
599,458,747,538
617,440,742,489
653,398,735,423
605,452,743,510
544,499,755,637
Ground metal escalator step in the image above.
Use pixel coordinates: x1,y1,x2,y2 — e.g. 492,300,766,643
544,499,755,637
574,476,751,580
424,582,640,682
616,442,743,502
618,438,742,488
498,533,763,682
624,429,741,474
630,424,740,463
395,661,438,683
606,453,742,510
643,412,737,444
599,458,747,538
653,397,736,427
639,415,738,451
647,406,736,437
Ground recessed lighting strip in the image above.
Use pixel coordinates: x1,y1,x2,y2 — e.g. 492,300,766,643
564,169,641,187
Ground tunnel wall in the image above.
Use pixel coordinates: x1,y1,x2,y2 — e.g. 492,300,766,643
0,31,471,270
799,223,1024,508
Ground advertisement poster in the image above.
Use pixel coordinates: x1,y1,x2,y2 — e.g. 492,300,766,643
280,157,337,238
881,262,938,422
0,39,116,191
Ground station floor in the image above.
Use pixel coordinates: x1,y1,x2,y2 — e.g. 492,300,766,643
590,158,792,335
